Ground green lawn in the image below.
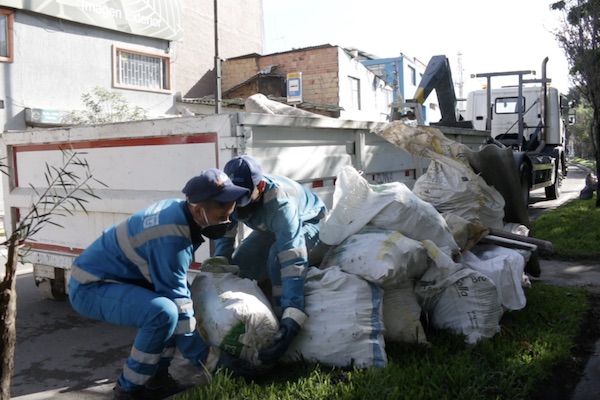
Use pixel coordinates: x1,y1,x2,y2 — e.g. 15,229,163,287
532,192,600,258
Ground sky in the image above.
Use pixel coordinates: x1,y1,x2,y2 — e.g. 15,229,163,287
262,0,572,94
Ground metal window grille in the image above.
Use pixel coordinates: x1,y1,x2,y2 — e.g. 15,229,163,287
118,51,167,90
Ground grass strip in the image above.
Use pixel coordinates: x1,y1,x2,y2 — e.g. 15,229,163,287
531,192,600,258
176,284,589,400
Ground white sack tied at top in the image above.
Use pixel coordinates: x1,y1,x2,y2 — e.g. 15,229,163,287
414,240,503,345
190,261,279,367
319,166,459,257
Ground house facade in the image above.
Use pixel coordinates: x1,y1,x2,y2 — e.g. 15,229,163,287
182,44,394,122
0,0,263,131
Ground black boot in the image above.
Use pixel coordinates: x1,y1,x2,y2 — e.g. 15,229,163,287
144,371,194,400
113,382,144,400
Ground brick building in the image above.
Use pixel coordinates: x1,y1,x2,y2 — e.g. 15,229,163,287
181,44,394,122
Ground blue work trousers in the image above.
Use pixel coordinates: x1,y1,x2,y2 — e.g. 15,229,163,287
68,279,178,392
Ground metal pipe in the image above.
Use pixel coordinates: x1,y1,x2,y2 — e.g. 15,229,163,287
214,0,222,114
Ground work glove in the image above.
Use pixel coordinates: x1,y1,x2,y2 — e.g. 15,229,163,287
258,307,308,365
202,346,258,379
216,349,259,379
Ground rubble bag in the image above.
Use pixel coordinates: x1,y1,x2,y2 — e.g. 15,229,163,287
460,244,527,311
320,166,459,257
320,225,430,288
382,281,429,344
281,266,388,368
418,266,503,344
189,264,279,366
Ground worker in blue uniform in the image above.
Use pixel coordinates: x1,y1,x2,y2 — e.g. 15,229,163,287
68,168,256,400
213,155,327,365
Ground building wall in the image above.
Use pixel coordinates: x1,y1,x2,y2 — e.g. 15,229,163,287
222,45,341,106
221,45,394,121
338,48,393,122
176,0,263,98
0,1,264,131
0,10,175,131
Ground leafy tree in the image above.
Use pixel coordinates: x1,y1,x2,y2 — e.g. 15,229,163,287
570,101,595,158
70,86,147,124
552,0,600,206
0,149,104,398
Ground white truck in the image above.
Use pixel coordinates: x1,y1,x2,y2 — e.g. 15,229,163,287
399,55,570,205
0,112,490,299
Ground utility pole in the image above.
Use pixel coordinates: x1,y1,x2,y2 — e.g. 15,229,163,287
214,0,222,114
456,51,465,112
457,51,464,99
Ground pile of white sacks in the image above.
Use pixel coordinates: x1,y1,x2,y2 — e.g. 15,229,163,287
190,124,533,370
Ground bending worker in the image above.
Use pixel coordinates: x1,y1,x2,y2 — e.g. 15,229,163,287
214,155,327,365
68,169,255,400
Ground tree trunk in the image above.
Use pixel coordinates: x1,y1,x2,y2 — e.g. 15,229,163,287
0,235,20,399
593,111,600,208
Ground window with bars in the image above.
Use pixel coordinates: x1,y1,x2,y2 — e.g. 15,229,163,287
113,46,171,92
0,9,14,63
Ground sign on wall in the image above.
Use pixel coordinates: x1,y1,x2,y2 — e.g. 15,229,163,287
287,72,302,104
0,0,183,41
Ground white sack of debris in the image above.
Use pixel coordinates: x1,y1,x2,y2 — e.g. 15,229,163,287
320,166,459,257
415,240,503,344
460,244,527,311
382,281,429,345
320,225,429,288
281,266,387,368
190,262,279,366
375,121,506,229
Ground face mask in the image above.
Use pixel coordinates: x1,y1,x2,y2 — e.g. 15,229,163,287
199,207,230,240
201,223,229,240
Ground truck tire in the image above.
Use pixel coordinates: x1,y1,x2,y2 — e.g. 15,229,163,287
519,163,531,206
545,162,562,200
35,277,67,301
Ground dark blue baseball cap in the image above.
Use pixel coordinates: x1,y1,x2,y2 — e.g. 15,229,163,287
182,168,249,204
224,155,264,207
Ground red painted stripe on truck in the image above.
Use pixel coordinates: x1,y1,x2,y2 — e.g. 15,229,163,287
12,133,218,152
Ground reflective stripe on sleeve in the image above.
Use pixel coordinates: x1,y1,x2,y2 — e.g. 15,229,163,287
175,317,196,335
70,264,101,284
174,298,193,314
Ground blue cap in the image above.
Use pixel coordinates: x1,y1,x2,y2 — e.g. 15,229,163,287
224,155,263,207
182,168,250,204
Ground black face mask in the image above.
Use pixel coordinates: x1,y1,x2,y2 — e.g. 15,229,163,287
200,223,229,240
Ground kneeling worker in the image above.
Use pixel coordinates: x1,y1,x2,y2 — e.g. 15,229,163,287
69,168,256,400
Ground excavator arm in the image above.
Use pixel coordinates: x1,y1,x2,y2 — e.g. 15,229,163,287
410,55,472,128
